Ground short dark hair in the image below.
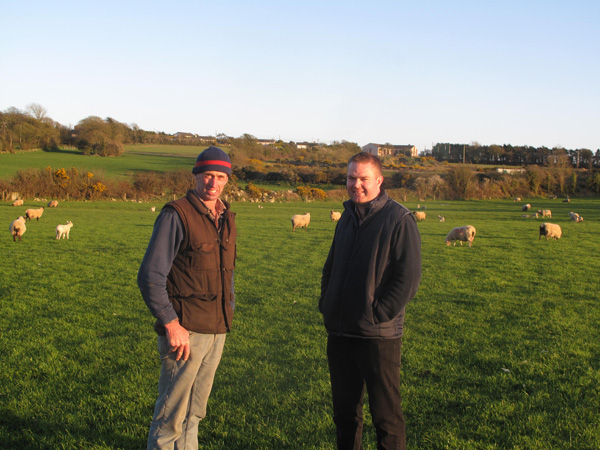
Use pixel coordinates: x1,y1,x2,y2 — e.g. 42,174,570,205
348,152,383,176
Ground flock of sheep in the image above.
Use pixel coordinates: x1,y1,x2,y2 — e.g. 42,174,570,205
9,196,585,246
288,206,480,248
288,198,585,247
8,200,73,242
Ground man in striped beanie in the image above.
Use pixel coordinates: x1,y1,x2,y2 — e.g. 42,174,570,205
138,145,236,450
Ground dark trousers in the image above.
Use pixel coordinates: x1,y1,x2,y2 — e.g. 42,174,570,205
327,335,405,450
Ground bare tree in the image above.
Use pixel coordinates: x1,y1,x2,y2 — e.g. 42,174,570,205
26,103,48,121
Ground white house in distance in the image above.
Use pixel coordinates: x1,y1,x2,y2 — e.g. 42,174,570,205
362,143,418,158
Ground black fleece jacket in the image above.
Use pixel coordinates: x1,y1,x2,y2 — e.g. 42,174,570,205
319,190,422,339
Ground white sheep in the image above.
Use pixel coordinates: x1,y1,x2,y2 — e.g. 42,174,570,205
150,206,156,212
413,211,426,221
25,207,45,222
514,197,521,202
47,200,59,208
438,215,445,222
539,223,562,241
56,221,73,239
9,216,27,242
522,203,531,211
330,210,341,222
569,212,583,222
446,225,477,247
12,199,24,206
537,209,551,219
291,212,310,231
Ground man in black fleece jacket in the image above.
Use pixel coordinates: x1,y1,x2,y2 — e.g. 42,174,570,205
320,152,421,450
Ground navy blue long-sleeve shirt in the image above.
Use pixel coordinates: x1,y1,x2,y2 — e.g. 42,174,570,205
138,208,185,326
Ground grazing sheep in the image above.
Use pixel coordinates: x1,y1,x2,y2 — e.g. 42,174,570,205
562,197,571,203
12,199,24,206
438,215,445,222
25,207,45,222
9,216,27,242
537,209,552,219
522,204,531,211
514,197,521,202
291,212,310,232
56,221,73,239
539,223,562,241
47,200,59,208
445,225,477,247
413,211,426,221
150,206,156,212
569,212,583,222
330,210,341,222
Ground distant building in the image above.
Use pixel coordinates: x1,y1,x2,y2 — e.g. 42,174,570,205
257,139,276,146
296,141,320,150
362,143,418,158
496,167,526,175
172,132,196,140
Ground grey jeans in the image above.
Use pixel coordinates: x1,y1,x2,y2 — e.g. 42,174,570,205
147,332,226,450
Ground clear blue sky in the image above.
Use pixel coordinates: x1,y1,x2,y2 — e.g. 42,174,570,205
1,0,598,151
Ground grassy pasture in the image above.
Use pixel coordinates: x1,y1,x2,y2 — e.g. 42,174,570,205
1,198,599,449
0,145,207,180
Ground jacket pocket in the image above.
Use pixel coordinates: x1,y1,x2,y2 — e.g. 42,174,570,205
190,241,217,271
180,295,218,332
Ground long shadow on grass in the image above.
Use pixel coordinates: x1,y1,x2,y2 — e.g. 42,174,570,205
0,409,144,450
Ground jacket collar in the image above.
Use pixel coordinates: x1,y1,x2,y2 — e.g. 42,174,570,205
344,189,389,223
185,190,229,217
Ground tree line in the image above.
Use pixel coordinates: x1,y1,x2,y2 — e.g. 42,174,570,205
3,104,598,170
0,104,360,161
431,142,599,169
2,103,600,201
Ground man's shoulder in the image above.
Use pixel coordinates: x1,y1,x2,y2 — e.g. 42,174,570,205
384,197,412,217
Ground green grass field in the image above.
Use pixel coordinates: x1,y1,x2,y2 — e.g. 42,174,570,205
1,197,599,449
0,145,208,180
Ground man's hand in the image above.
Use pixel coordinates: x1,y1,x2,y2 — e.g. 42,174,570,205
164,319,190,361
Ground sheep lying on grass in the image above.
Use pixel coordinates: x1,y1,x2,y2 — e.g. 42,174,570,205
330,210,341,222
446,225,477,247
25,207,44,222
47,200,59,208
413,211,426,221
291,212,310,231
9,216,27,242
56,221,73,240
438,215,445,222
539,223,562,241
537,209,552,218
12,199,24,206
150,206,156,212
522,203,531,211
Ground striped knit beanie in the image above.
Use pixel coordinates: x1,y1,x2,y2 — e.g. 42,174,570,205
192,146,232,176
